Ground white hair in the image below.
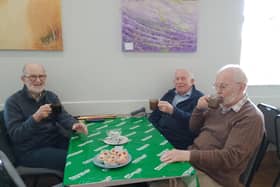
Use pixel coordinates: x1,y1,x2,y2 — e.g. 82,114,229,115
218,64,248,85
175,69,194,80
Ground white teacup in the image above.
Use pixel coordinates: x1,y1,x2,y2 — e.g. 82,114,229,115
208,94,223,109
107,129,121,143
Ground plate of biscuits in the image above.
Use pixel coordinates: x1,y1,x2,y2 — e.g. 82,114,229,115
93,147,131,169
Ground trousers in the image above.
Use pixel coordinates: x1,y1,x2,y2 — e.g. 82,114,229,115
18,135,69,171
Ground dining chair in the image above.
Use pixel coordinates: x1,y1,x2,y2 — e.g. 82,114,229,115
0,110,63,187
130,107,147,117
240,133,269,187
273,114,280,187
257,103,280,187
0,150,27,187
257,103,280,145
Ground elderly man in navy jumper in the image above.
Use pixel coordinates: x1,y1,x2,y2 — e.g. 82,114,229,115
149,69,203,149
4,63,88,172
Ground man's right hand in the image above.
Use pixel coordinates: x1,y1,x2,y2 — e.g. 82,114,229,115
158,101,174,114
196,96,209,110
32,104,52,122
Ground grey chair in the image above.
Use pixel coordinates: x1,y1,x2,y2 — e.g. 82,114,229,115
258,103,280,145
239,103,280,187
257,103,280,187
130,107,147,117
273,114,280,187
0,150,27,187
0,110,63,187
240,134,269,187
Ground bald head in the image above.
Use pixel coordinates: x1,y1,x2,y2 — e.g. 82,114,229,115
22,63,46,76
217,64,247,85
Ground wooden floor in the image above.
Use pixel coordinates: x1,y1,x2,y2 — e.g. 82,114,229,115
251,151,280,187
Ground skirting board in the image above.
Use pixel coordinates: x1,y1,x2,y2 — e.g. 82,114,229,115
61,99,150,116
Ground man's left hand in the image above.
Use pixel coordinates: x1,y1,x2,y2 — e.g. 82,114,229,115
72,123,88,135
160,149,190,163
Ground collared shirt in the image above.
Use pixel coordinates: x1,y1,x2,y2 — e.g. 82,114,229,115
172,88,193,106
220,95,248,114
27,89,46,102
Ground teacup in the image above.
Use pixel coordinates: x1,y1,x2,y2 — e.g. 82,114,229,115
107,129,121,143
208,95,223,109
149,99,159,111
50,103,62,115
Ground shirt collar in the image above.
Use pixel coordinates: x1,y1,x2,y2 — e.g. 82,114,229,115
175,87,193,97
221,95,248,113
23,86,46,102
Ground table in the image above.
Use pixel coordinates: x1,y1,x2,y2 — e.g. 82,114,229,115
63,117,198,187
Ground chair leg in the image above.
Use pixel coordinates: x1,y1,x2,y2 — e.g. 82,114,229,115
33,176,39,187
273,170,280,187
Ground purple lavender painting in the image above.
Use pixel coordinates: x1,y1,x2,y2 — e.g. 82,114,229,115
122,0,198,52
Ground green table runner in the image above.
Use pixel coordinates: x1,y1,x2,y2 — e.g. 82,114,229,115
64,117,197,186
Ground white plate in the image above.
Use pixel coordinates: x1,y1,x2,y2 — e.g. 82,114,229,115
103,136,129,145
93,154,132,169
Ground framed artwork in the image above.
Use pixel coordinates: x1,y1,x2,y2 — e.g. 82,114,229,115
0,0,63,51
122,0,198,52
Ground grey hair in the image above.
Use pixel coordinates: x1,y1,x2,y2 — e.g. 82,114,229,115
175,69,194,80
218,64,248,85
22,64,28,76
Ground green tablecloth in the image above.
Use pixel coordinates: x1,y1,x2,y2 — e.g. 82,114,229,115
64,117,197,186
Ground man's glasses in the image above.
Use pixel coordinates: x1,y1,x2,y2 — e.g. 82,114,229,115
213,82,241,91
213,83,229,91
24,74,47,82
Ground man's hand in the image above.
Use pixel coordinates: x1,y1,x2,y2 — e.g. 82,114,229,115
72,123,88,135
33,104,52,122
196,96,209,110
158,101,174,114
160,149,190,163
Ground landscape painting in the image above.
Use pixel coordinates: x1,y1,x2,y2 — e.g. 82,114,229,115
0,0,63,50
122,0,198,52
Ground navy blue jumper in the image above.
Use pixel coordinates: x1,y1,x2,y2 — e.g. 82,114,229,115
149,86,203,149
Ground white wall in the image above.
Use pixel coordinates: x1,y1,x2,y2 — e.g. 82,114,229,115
0,0,279,116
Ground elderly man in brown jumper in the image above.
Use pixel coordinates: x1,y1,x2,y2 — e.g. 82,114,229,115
151,64,264,187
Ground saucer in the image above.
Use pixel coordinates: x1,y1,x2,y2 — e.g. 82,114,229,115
93,152,131,169
103,136,129,145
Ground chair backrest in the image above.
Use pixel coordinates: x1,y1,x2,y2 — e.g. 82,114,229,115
257,103,280,145
274,114,280,159
0,150,26,187
240,134,269,187
130,107,147,117
0,110,17,165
